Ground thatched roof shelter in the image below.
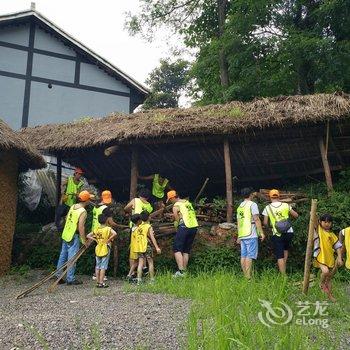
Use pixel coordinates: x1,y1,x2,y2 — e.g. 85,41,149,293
0,120,46,172
20,93,350,202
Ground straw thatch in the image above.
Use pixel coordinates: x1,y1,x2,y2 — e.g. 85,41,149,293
0,120,46,171
20,93,350,152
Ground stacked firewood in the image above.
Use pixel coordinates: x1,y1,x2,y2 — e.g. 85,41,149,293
194,203,226,223
256,189,308,204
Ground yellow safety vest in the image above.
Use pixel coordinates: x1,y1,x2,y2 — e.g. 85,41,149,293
237,200,254,238
266,203,290,236
175,200,198,228
61,205,86,242
91,204,107,232
93,226,111,257
64,176,84,207
343,227,350,269
152,174,168,199
134,222,151,253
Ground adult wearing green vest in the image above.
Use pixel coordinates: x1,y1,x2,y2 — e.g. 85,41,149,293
55,167,85,231
263,189,299,274
56,190,94,285
166,190,198,277
138,173,171,209
237,188,265,279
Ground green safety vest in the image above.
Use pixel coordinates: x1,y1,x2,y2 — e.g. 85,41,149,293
130,198,153,227
267,203,290,236
64,176,84,207
61,205,86,242
175,200,198,228
152,174,168,199
91,204,107,232
133,198,153,215
237,200,254,238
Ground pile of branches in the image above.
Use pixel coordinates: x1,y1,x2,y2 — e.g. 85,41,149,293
256,189,308,204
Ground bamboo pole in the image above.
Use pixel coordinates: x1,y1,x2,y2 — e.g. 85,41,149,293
48,245,88,293
223,139,233,223
129,148,138,200
113,239,118,278
319,137,333,193
302,199,317,294
16,245,86,299
194,178,210,203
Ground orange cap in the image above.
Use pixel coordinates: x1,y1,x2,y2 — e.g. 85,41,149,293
269,189,280,198
101,190,112,204
166,190,177,203
78,190,94,202
74,167,84,175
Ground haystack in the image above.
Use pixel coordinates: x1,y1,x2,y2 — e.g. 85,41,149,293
0,120,45,275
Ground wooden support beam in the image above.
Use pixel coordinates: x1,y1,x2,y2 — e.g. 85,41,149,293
319,137,333,192
223,139,233,223
129,148,138,200
56,153,62,207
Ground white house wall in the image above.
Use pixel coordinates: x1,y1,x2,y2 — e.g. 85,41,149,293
29,82,129,125
0,21,135,129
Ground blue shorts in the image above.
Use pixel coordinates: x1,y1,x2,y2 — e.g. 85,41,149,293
95,247,111,270
240,238,258,259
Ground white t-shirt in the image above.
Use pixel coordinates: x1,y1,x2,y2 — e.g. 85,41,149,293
238,200,259,239
262,201,293,233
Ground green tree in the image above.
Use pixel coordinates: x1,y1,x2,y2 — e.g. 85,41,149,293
142,58,190,109
127,0,350,104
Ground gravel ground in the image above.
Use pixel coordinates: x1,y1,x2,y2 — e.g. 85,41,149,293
0,271,190,350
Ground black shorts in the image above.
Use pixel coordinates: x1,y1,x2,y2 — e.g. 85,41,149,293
173,225,197,254
271,232,294,259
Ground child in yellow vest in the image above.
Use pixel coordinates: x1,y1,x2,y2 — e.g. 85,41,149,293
313,214,343,301
131,211,161,284
87,214,117,288
339,227,350,270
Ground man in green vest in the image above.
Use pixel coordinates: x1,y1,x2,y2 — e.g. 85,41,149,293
138,173,171,211
56,190,94,285
55,167,85,231
237,188,265,279
262,189,299,274
166,190,198,277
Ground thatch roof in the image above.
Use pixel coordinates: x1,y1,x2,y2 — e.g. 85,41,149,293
20,93,350,152
0,120,46,172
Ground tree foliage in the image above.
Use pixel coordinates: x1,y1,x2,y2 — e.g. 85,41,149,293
127,0,350,104
142,58,190,109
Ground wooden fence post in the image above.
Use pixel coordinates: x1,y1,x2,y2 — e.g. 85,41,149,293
319,137,333,193
223,139,233,223
302,199,317,294
129,148,138,200
56,153,62,207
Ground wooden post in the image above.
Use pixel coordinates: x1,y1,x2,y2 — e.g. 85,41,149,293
302,199,317,294
56,153,62,207
319,137,333,192
113,240,118,278
129,148,138,200
223,139,233,223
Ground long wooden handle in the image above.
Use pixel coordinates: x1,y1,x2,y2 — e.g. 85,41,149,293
302,199,318,294
16,245,86,299
48,245,88,293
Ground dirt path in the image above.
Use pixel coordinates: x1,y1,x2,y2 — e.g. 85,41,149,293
0,271,190,350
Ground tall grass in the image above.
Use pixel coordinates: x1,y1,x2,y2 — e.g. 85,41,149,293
134,270,349,349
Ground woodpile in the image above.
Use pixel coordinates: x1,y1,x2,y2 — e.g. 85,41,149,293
256,189,308,204
194,204,226,223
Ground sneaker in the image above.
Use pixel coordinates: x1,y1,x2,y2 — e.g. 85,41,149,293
143,267,149,276
57,278,66,285
97,283,109,288
173,271,185,278
66,280,83,286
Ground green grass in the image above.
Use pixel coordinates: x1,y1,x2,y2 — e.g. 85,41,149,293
130,270,350,350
